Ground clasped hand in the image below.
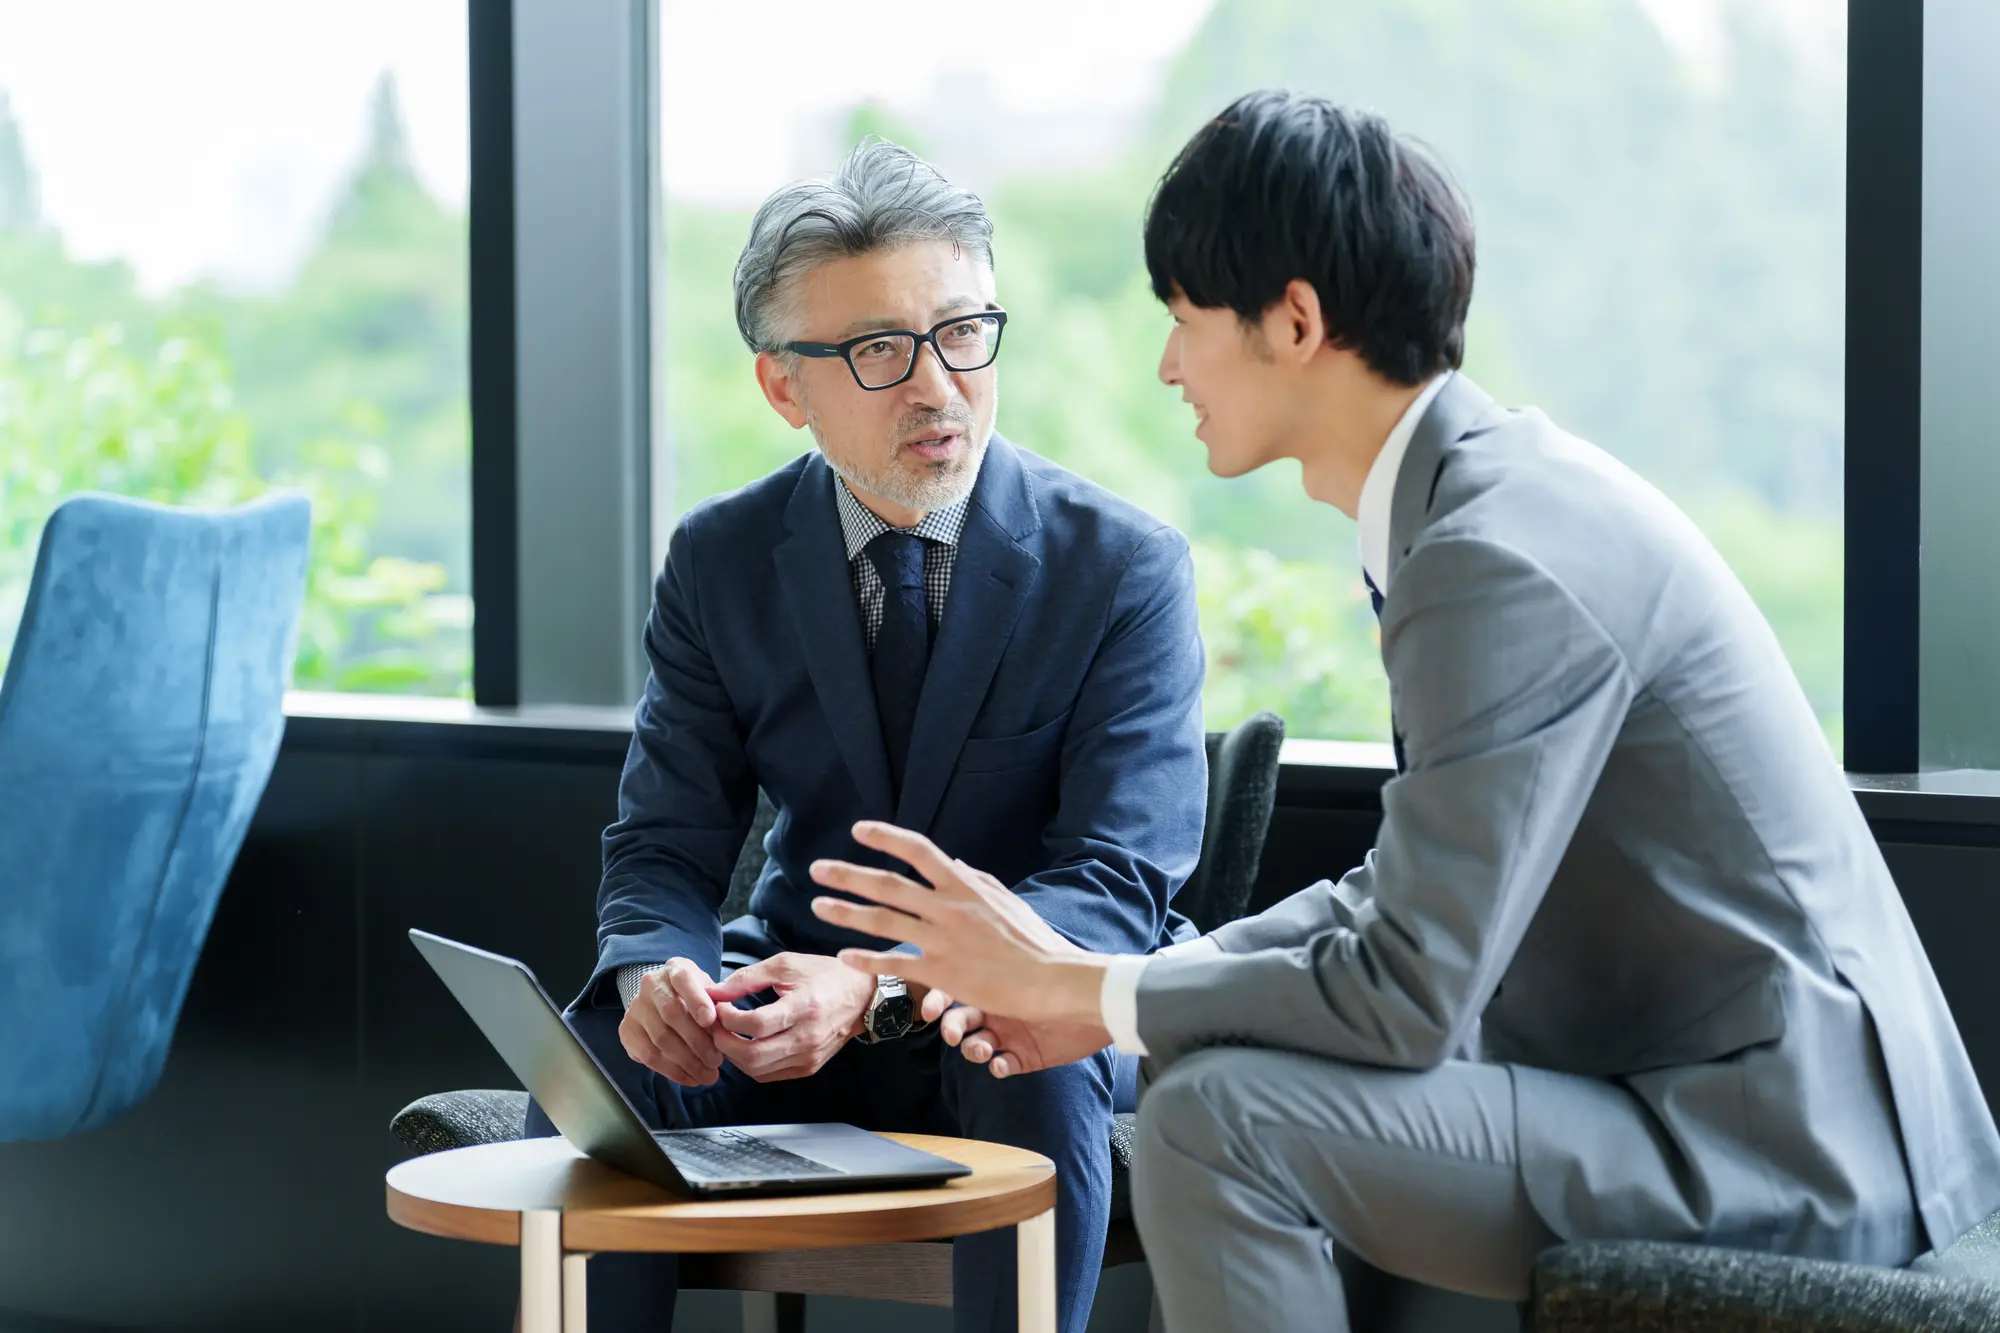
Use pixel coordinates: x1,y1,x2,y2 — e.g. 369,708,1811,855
617,951,958,1086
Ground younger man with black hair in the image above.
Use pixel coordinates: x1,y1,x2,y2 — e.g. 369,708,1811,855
807,91,2000,1330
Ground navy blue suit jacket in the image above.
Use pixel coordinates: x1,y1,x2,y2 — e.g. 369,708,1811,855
584,434,1207,1004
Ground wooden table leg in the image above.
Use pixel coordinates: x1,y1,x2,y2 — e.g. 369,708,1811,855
562,1252,590,1332
521,1210,562,1333
1017,1206,1057,1333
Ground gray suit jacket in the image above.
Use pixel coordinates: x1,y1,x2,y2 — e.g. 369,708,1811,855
1137,374,2000,1261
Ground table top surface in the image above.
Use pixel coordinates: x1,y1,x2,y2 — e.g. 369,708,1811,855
385,1133,1056,1253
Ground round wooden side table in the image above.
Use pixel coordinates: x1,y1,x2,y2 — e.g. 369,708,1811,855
386,1132,1058,1332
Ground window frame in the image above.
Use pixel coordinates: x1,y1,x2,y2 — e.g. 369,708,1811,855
471,0,1937,774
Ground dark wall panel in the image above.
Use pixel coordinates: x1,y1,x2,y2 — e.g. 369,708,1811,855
353,755,622,1328
1882,840,2000,1102
1249,806,1383,915
0,750,370,1330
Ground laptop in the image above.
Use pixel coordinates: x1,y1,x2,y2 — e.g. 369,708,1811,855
408,929,972,1197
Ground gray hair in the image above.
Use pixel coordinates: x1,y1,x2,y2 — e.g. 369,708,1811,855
732,138,996,353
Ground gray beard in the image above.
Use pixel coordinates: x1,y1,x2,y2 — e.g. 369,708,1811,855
818,426,989,516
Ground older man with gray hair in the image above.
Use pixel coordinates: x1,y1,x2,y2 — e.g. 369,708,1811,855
522,139,1210,1333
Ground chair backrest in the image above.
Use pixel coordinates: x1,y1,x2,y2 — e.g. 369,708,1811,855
1177,711,1287,934
0,491,311,1141
719,710,1287,936
721,790,781,922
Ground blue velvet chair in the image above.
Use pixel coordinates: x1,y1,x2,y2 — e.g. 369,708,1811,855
0,491,311,1142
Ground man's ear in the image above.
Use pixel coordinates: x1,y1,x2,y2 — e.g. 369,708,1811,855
1265,278,1329,365
754,351,811,429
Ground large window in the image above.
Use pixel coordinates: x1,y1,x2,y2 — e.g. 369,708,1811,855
0,3,471,696
656,0,1846,747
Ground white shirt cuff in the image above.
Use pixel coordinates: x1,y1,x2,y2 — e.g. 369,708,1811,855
1099,936,1222,1057
1099,955,1153,1057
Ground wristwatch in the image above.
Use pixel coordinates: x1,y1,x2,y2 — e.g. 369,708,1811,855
857,975,914,1044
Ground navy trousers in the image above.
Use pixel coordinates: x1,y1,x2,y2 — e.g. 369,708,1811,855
526,1000,1137,1333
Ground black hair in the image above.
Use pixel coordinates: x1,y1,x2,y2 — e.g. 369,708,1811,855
1144,91,1476,386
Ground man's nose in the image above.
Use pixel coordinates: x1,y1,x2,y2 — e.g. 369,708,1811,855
901,341,956,406
1158,327,1182,386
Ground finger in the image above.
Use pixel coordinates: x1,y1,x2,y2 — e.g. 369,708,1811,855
940,1004,984,1045
848,822,970,896
660,1056,721,1088
657,999,725,1069
665,960,717,1027
962,1029,997,1063
626,988,681,1054
836,947,932,982
920,989,955,1024
713,1026,804,1079
712,998,795,1040
836,949,951,1004
723,1051,819,1084
990,1052,1019,1078
706,956,786,1003
808,860,936,916
755,1058,828,1083
812,897,933,947
619,1011,658,1067
955,859,1010,896
625,1007,716,1084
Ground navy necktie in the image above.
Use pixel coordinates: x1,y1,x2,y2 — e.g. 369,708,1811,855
1364,570,1406,774
867,530,931,799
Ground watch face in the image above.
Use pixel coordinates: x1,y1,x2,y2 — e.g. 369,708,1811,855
870,991,915,1041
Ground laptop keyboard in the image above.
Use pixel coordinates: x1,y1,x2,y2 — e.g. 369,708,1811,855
655,1128,842,1181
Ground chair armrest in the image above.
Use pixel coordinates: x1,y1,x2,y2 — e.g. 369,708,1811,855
389,1089,531,1156
1530,1240,2000,1333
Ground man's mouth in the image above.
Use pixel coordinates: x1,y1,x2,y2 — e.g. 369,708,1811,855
902,431,963,462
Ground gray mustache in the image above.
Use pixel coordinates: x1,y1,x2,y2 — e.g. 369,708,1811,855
898,412,973,437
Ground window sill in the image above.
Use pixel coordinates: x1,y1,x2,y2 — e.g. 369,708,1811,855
278,693,2000,831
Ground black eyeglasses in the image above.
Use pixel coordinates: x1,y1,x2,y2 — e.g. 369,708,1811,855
784,310,1009,391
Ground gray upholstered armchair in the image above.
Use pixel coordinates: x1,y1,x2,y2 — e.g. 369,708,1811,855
1528,1216,2000,1332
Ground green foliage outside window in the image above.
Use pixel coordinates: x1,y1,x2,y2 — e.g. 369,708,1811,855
0,320,469,691
1,0,1846,747
661,0,1845,746
0,76,469,695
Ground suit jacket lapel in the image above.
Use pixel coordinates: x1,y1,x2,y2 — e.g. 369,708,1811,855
894,436,1040,834
1386,372,1502,585
775,456,896,815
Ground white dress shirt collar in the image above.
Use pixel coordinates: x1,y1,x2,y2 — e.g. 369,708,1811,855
1357,371,1452,596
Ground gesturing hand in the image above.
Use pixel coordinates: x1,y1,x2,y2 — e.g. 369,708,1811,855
619,958,725,1087
809,821,1109,1029
704,952,875,1083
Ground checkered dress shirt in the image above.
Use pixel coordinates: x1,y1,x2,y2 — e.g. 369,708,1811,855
833,478,969,647
613,478,971,1008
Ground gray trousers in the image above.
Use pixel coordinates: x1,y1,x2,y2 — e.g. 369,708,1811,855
1132,1049,1556,1333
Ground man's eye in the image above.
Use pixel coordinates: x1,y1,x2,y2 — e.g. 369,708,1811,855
858,341,896,358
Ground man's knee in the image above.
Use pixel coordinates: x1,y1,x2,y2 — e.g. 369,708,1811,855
1134,1047,1249,1173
